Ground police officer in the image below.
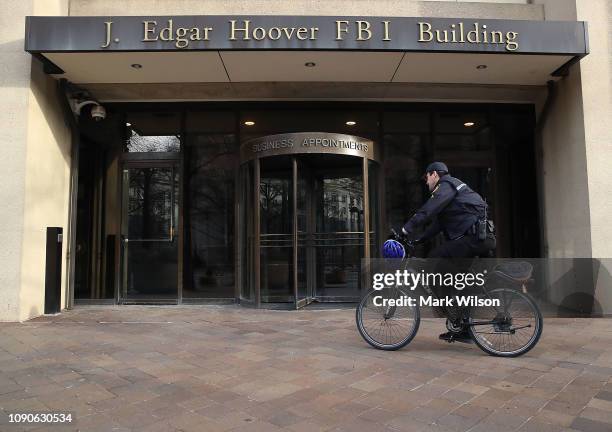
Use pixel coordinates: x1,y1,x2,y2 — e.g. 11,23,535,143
401,162,495,341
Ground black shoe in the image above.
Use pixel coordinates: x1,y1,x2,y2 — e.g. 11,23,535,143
439,330,473,344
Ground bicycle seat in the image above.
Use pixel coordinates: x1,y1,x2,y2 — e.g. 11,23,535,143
493,261,533,283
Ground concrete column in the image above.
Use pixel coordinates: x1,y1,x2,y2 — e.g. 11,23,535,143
0,1,34,321
18,0,71,322
575,0,612,314
575,0,612,259
0,0,71,321
534,0,591,258
535,0,612,315
536,0,612,260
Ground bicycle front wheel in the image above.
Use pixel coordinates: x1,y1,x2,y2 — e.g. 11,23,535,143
356,288,420,351
468,288,543,357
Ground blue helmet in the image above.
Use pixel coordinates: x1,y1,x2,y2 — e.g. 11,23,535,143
382,239,406,259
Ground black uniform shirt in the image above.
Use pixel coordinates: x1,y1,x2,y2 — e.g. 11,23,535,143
403,175,486,241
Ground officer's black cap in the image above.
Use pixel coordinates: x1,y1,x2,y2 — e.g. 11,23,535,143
424,162,449,175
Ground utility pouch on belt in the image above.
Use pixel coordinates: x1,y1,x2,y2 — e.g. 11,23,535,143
477,219,487,241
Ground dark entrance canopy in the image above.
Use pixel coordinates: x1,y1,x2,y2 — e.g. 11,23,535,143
25,15,588,87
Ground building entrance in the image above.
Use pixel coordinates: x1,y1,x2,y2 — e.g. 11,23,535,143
72,104,541,307
120,162,179,303
239,133,380,308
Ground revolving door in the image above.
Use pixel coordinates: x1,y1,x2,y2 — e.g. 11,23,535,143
239,133,380,308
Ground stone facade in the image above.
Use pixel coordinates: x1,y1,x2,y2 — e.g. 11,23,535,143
1,0,610,320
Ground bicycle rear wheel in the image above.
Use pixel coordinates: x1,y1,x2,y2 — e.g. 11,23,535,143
468,288,542,357
356,288,420,350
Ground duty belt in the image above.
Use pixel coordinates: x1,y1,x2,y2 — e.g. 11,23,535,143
448,223,478,241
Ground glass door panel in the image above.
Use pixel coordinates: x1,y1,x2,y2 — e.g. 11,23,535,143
121,166,178,302
368,160,380,258
240,162,256,303
313,162,364,301
260,157,293,302
241,153,379,307
296,158,314,308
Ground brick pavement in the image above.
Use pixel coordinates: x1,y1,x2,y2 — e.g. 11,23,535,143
0,306,611,432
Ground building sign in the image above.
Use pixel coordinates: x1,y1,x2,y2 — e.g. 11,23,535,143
25,15,588,56
240,133,378,163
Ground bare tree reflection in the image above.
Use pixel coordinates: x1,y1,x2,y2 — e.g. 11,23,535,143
260,178,290,234
128,168,174,239
126,131,180,153
184,135,237,297
319,177,363,232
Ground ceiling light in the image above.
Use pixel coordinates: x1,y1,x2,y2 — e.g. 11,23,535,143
304,62,316,67
126,122,132,127
464,122,475,127
345,121,356,126
476,65,487,70
131,63,143,69
244,121,255,126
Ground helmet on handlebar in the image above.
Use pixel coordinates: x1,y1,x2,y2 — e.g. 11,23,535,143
382,239,406,259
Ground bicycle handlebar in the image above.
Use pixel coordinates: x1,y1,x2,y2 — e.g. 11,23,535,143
389,228,417,252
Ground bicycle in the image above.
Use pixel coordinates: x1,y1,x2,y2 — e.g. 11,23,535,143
356,231,543,357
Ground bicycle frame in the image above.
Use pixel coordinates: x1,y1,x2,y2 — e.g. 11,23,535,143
387,254,525,331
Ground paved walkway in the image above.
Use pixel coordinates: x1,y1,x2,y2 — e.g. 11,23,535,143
1,306,612,432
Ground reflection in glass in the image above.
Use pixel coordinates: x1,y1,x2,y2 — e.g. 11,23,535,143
260,169,293,302
184,134,237,298
128,168,174,240
315,167,364,300
317,176,363,233
124,167,178,301
296,161,310,303
70,104,538,306
125,112,181,152
240,162,255,302
127,132,180,152
368,160,380,257
74,146,114,300
126,242,177,299
261,176,292,235
383,134,427,233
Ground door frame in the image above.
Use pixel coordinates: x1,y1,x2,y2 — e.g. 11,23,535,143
119,155,181,304
309,158,371,303
294,156,316,309
246,153,377,308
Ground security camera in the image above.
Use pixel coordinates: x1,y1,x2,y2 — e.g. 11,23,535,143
71,99,106,121
90,104,106,122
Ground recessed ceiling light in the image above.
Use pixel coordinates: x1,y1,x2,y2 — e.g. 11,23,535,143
131,63,143,69
244,121,255,126
476,65,487,70
345,121,356,126
126,122,132,127
464,122,475,127
304,62,316,67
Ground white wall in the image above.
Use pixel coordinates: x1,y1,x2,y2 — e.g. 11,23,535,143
0,0,71,322
19,58,72,321
0,1,33,321
575,0,612,259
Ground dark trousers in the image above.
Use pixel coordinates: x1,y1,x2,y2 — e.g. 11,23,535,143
427,233,496,322
428,232,496,258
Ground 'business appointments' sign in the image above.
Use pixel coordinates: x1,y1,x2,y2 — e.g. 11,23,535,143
25,15,588,56
240,133,378,163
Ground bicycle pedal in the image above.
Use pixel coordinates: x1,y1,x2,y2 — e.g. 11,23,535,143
440,332,472,344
